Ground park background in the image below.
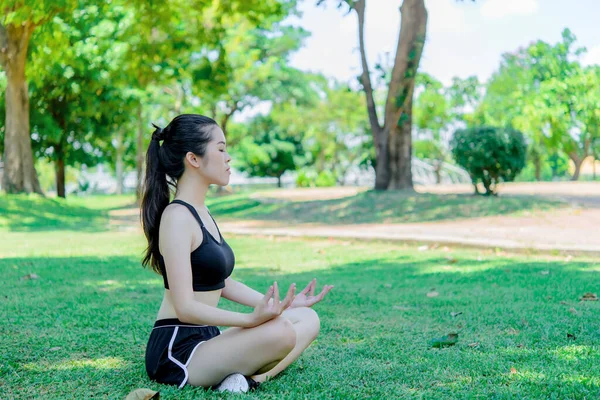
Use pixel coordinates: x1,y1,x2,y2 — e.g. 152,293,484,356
1,0,599,398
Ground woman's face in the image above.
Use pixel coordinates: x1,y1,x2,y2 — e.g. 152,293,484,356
203,125,231,186
186,125,231,187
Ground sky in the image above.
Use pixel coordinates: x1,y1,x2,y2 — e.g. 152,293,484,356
285,0,600,85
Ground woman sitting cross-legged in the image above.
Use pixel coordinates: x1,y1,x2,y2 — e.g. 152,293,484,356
141,114,334,393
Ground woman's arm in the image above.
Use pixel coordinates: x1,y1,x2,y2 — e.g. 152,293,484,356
222,278,266,307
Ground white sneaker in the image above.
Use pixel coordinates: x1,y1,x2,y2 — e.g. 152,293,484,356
214,373,250,393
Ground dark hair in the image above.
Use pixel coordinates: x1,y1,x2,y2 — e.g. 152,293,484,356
141,114,218,272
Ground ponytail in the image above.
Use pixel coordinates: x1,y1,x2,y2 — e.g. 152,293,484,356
139,114,218,273
141,126,170,273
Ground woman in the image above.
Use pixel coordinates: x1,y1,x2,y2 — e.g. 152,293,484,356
141,114,333,393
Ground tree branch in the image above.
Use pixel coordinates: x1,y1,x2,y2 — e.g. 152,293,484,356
353,0,381,138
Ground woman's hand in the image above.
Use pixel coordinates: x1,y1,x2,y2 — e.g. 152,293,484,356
248,282,296,327
290,278,333,309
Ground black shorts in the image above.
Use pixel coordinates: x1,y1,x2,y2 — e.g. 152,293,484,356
145,318,221,388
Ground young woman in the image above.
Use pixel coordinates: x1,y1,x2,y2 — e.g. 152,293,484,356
141,114,333,393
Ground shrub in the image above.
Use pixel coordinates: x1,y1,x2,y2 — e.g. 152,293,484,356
450,126,527,195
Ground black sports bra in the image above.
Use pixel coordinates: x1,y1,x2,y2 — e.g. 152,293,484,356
158,199,235,292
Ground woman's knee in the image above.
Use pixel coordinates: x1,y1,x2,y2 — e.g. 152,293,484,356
297,307,321,339
263,316,297,354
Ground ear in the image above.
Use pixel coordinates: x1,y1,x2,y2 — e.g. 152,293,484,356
185,152,202,168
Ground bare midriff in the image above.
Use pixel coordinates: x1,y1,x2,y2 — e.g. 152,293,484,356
156,289,222,321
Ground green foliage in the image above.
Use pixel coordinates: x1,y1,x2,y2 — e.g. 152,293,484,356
413,139,444,161
450,126,528,195
233,115,303,185
315,170,336,187
477,29,599,180
414,73,450,139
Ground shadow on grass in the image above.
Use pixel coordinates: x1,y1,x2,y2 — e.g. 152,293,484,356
0,194,140,233
3,253,599,398
209,190,567,225
0,194,110,232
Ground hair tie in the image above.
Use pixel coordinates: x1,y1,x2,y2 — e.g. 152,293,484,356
151,123,165,142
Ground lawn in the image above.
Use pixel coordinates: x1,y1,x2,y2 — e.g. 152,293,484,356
1,194,599,399
205,189,566,225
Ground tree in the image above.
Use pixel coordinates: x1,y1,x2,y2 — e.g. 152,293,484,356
0,1,78,194
118,0,293,200
190,11,312,140
28,3,134,198
234,115,303,187
322,0,473,190
478,29,596,181
351,0,427,190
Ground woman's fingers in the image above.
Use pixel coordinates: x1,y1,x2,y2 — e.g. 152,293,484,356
308,285,334,306
262,285,274,304
308,278,316,296
273,281,280,305
280,283,296,310
298,281,312,295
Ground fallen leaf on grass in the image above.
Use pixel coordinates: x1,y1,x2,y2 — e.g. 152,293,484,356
430,333,458,348
21,273,39,280
393,305,411,311
418,245,429,251
445,256,458,264
450,311,462,318
384,283,392,288
569,307,578,315
541,270,550,275
560,301,569,305
125,389,159,400
49,347,62,352
426,290,439,298
467,342,480,348
581,293,598,301
567,333,576,340
510,367,517,375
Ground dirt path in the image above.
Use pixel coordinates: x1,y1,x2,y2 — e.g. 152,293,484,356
111,182,600,254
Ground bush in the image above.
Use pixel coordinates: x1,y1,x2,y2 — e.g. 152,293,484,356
296,169,337,187
450,126,527,195
296,170,315,188
315,170,336,187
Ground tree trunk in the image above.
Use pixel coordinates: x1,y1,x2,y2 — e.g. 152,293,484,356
534,158,541,181
434,159,442,184
388,99,414,189
593,155,596,180
569,153,583,181
374,128,390,190
354,0,388,190
115,130,124,195
136,103,144,201
384,0,427,190
277,175,282,188
0,23,43,195
55,155,65,198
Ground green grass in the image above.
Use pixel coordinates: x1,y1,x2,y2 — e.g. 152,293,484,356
1,194,599,399
0,194,135,232
206,190,566,224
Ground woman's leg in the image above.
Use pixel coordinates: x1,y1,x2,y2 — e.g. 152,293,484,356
185,316,296,387
251,307,321,383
